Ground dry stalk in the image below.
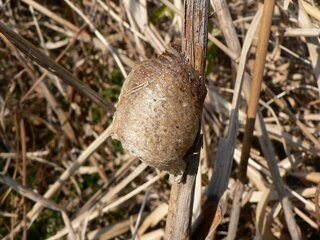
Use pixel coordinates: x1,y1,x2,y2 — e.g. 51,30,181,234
13,111,21,240
0,176,76,239
165,0,209,239
19,114,27,240
48,170,164,240
238,0,275,184
256,111,302,239
19,26,84,103
1,1,316,238
235,2,302,238
316,183,320,227
192,1,262,238
228,1,276,238
159,0,238,61
2,126,112,239
200,1,301,239
210,1,274,239
0,21,114,113
0,21,114,185
63,0,127,78
21,0,90,41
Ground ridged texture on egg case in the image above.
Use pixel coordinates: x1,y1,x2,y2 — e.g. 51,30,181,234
110,47,206,175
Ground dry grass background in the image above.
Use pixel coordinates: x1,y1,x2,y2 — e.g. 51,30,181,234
0,0,320,239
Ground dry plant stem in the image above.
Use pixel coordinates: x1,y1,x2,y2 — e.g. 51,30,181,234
2,126,112,239
19,116,27,240
166,135,203,240
208,1,299,239
192,193,228,239
49,169,163,240
207,88,302,238
181,0,209,75
256,111,301,239
297,1,320,96
138,203,169,236
238,0,275,184
0,21,115,113
195,1,262,238
0,33,77,143
132,189,150,239
76,157,138,215
227,181,243,240
211,0,241,61
264,85,320,150
255,189,275,239
160,0,238,61
21,0,90,41
316,183,320,227
0,176,76,239
86,214,143,240
97,0,147,41
19,27,82,103
204,38,301,240
165,1,209,238
63,0,127,78
83,144,108,184
228,0,274,240
29,5,65,97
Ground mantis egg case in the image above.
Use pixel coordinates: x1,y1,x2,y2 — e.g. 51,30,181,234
110,47,206,175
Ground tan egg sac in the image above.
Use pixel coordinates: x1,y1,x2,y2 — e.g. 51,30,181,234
110,47,206,175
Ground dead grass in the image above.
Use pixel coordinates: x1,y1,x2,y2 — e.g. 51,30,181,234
0,0,319,239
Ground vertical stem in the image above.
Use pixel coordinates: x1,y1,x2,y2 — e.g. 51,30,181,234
238,0,275,183
209,1,301,239
165,1,209,239
20,114,28,240
182,0,209,74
